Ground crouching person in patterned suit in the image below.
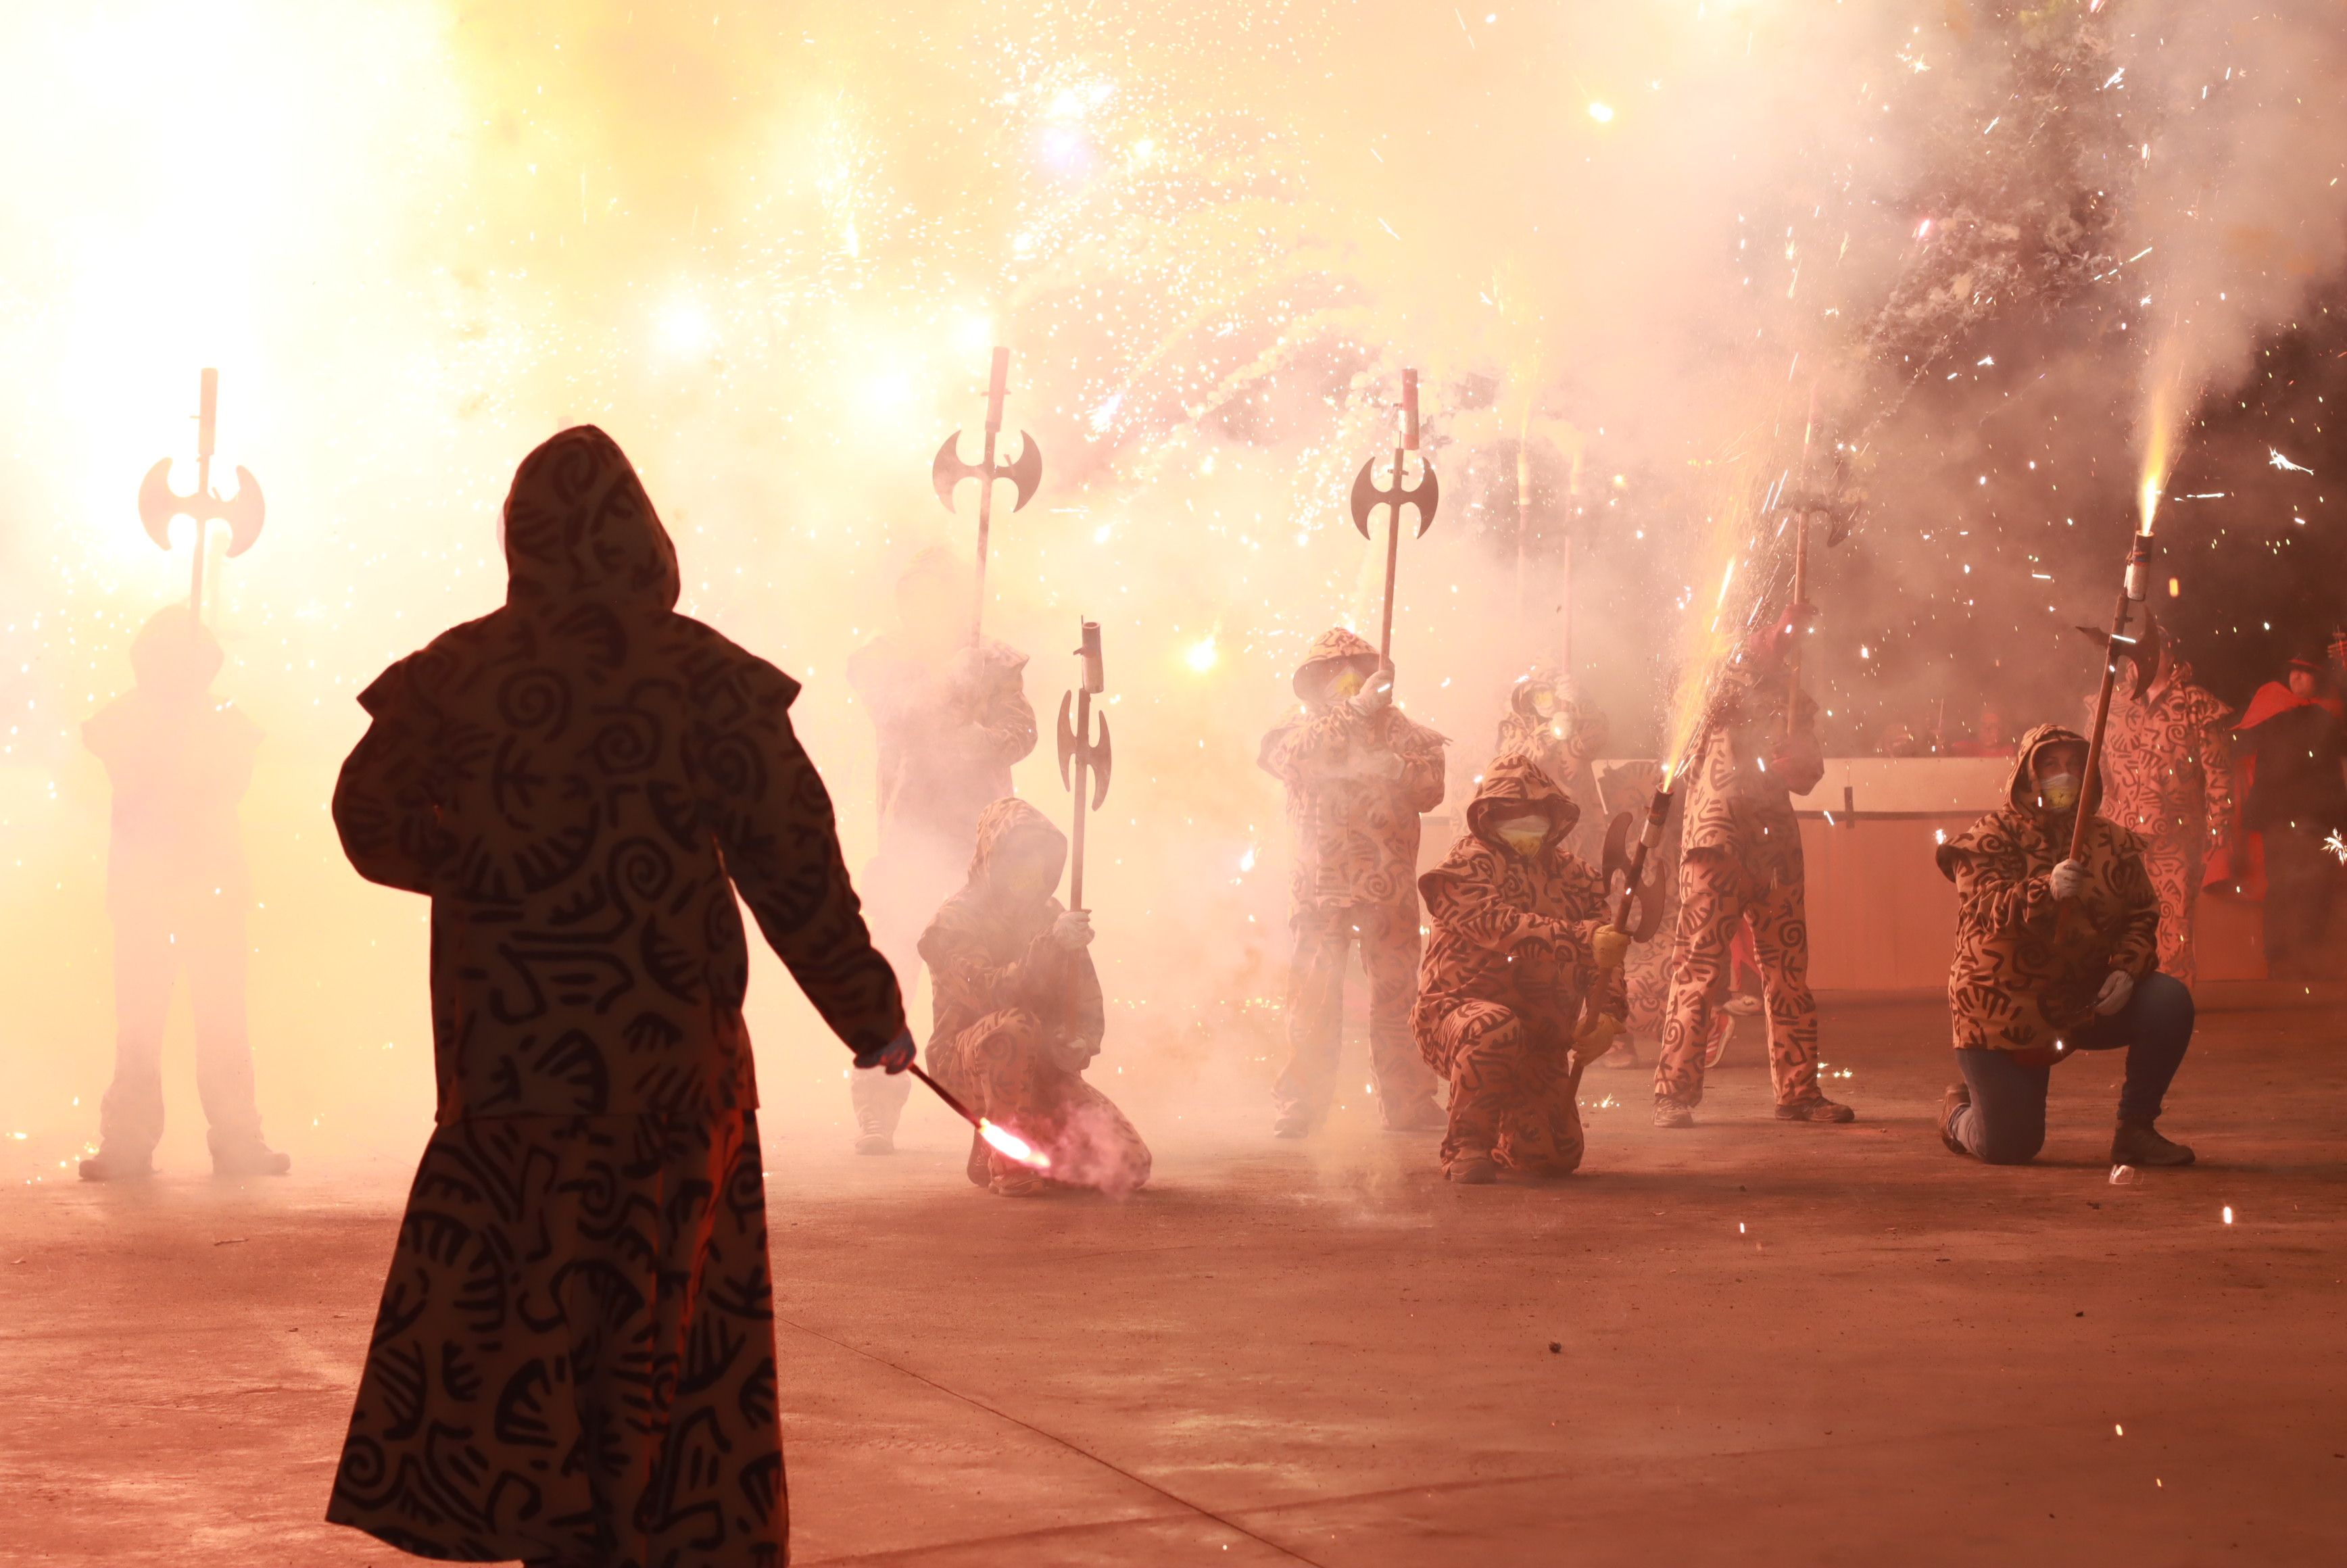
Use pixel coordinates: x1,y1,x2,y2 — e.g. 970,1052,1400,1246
1413,755,1630,1183
921,798,1151,1198
327,426,913,1568
1935,723,2196,1169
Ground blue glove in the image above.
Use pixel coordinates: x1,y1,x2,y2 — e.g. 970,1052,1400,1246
855,1029,917,1073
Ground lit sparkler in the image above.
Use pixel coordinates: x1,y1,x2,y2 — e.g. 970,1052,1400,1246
908,1064,1052,1171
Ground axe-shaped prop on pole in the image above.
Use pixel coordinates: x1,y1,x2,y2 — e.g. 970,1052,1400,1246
1057,620,1112,912
139,368,264,621
933,346,1043,645
1601,777,1676,944
1349,368,1440,676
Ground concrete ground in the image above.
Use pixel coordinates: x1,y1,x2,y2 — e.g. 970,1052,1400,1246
3,984,2343,1567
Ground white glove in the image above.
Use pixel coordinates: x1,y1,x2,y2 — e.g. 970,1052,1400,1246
1347,676,1394,717
1050,910,1095,951
2094,969,2134,1016
2049,859,2087,901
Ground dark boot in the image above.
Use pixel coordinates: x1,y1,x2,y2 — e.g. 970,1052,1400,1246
2112,1120,2194,1167
1272,1108,1314,1139
1939,1084,1971,1156
1775,1096,1856,1124
1652,1096,1696,1129
78,1147,154,1182
210,1135,290,1177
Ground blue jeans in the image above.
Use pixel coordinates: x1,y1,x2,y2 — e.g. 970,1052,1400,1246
1947,973,2193,1165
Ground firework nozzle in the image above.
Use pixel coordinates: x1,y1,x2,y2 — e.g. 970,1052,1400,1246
2123,533,2151,603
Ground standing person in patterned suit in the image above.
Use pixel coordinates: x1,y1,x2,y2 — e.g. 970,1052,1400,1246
1491,666,1610,864
1653,608,1856,1128
847,546,1037,1153
1934,724,2196,1167
921,798,1151,1197
1414,755,1630,1183
2084,614,2235,988
76,605,289,1181
1260,627,1448,1137
327,426,912,1568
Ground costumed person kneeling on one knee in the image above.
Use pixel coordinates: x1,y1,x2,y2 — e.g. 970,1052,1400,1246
921,798,1150,1198
1935,724,2196,1169
1413,755,1629,1184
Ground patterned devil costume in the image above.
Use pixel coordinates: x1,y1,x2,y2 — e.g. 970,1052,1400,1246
328,426,905,1567
1935,724,2193,1165
846,548,1036,1146
2087,654,2234,987
1491,668,1611,864
78,606,283,1179
1259,627,1447,1132
1415,756,1626,1177
920,798,1149,1196
1654,633,1846,1121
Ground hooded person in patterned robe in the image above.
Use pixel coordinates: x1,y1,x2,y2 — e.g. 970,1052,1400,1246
1258,627,1448,1137
1490,666,1610,866
1652,608,1855,1128
1414,755,1630,1183
326,426,911,1568
2082,614,2235,988
846,547,1037,1153
1933,723,2196,1168
919,797,1149,1198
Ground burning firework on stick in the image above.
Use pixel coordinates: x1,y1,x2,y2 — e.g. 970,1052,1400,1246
902,1063,1052,1171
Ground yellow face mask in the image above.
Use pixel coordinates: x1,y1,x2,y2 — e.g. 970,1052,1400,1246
1495,815,1551,856
1328,668,1366,700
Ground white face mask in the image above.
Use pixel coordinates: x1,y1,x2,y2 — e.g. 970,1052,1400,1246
1495,814,1551,855
2038,773,2080,812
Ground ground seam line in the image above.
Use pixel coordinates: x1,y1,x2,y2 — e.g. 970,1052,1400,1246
777,1314,1330,1567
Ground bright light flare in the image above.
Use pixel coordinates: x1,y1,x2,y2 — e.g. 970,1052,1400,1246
1186,635,1219,672
1587,101,1615,123
656,297,715,359
979,1119,1051,1171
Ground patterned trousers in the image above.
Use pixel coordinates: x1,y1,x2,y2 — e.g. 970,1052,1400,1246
1276,902,1436,1123
1418,1000,1584,1175
931,1008,1152,1195
330,1112,785,1568
1654,850,1821,1108
2141,833,2204,989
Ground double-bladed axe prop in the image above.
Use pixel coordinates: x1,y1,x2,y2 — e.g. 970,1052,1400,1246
138,368,264,620
1349,368,1440,670
932,346,1043,645
1056,620,1112,912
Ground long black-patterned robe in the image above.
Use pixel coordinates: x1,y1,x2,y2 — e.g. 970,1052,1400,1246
327,425,904,1567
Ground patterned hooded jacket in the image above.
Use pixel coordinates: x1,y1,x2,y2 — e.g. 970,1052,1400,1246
919,797,1105,1064
1416,754,1626,1045
1258,627,1447,911
332,426,906,1119
2091,657,2235,862
1678,639,1824,881
1935,722,2158,1052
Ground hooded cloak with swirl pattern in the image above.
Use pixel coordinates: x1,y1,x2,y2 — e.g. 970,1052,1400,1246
332,424,906,1118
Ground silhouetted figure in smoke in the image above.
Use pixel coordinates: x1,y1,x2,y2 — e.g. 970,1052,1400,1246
1935,725,2195,1169
921,798,1148,1197
846,546,1036,1153
326,426,910,1568
2086,615,2235,988
1414,755,1628,1183
1653,605,1855,1128
1491,666,1610,865
1259,628,1447,1137
78,606,285,1181
2233,647,2347,978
